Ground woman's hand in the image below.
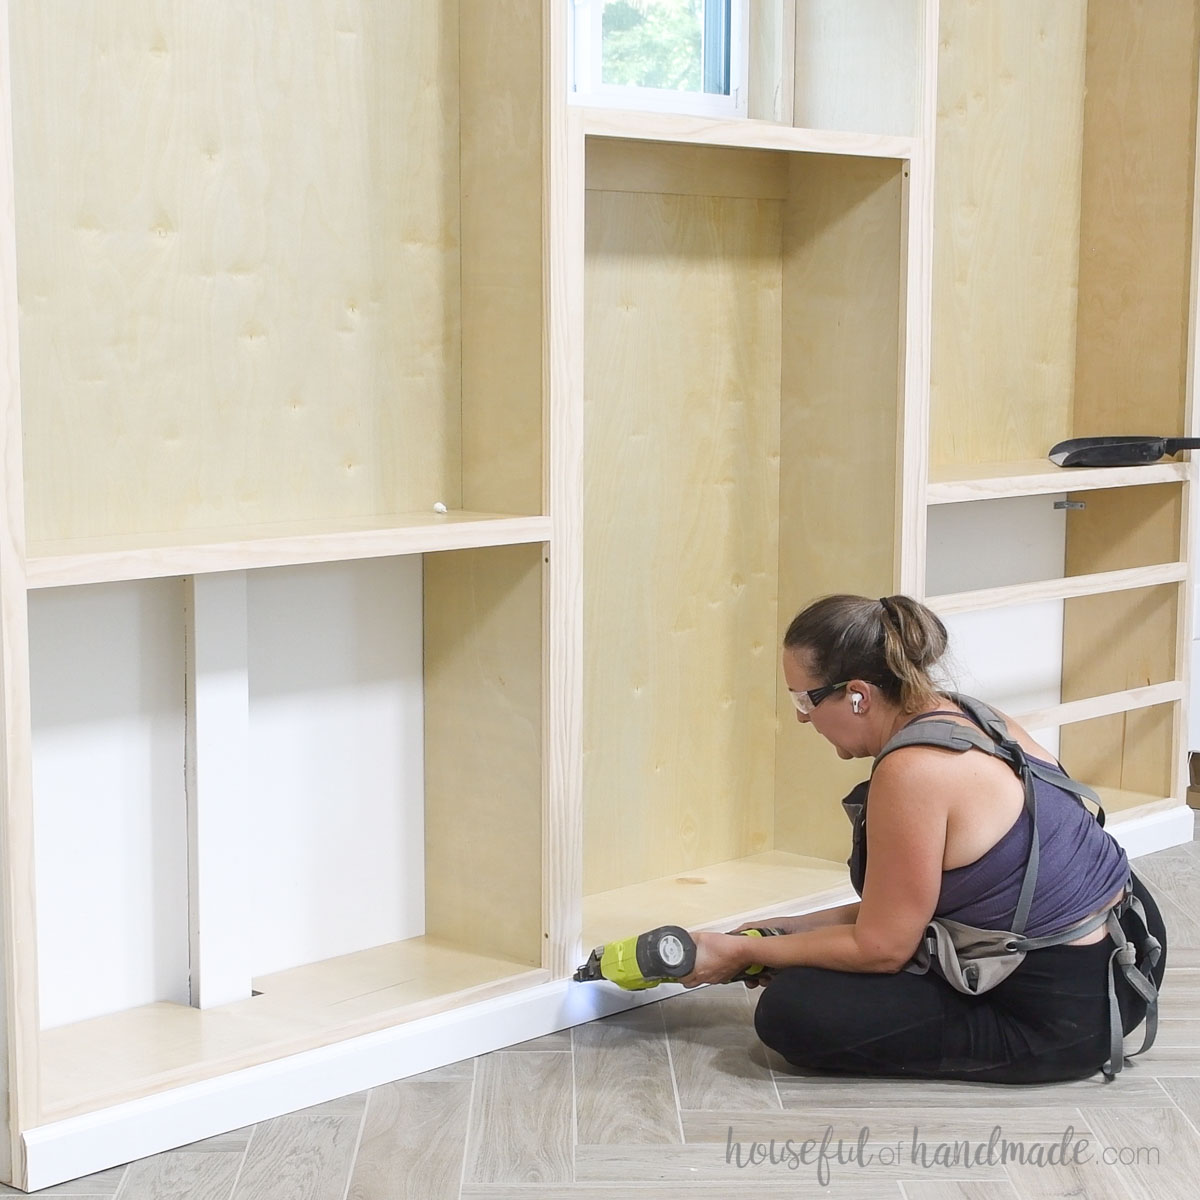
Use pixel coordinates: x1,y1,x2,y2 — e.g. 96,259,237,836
679,931,754,988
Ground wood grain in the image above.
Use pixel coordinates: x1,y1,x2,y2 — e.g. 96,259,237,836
1073,0,1200,441
583,180,781,894
792,0,924,137
775,152,905,862
926,461,1190,504
424,545,544,966
931,0,1087,467
117,1151,241,1200
345,1079,472,1200
229,1094,364,1200
661,986,778,1113
459,0,544,517
574,1005,681,1145
10,0,462,542
463,1052,573,1186
1079,1106,1200,1200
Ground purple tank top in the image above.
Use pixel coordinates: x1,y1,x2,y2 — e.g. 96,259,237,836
936,752,1129,937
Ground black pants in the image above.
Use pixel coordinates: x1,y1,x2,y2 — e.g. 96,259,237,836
754,873,1167,1084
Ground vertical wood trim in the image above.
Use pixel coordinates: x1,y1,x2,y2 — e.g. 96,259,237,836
184,573,252,1010
545,0,584,978
899,0,938,596
1175,27,1200,805
779,0,797,126
0,0,34,1179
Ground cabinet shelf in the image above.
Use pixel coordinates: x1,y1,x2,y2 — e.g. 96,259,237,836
926,563,1188,616
582,852,854,951
38,937,546,1123
579,107,918,160
24,512,551,589
926,460,1190,505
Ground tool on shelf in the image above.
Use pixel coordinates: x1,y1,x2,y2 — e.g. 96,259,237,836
1048,435,1200,467
573,924,781,990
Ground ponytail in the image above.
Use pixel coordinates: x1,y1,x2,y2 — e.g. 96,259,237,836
784,593,947,713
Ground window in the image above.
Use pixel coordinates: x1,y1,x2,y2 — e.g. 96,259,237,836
570,0,748,118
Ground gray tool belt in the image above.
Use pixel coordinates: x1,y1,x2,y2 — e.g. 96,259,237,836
843,693,1161,1079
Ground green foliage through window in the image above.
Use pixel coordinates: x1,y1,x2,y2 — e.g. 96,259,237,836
600,0,704,93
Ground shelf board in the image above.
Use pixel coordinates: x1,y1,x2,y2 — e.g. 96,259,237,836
926,459,1189,504
38,936,546,1123
1015,682,1184,732
578,107,918,161
926,562,1187,616
582,851,854,950
24,511,552,589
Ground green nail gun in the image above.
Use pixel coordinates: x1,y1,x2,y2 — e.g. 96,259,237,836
573,924,782,990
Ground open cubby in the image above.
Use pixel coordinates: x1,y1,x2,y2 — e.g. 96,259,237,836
29,546,544,1124
930,0,1198,483
8,0,545,559
580,136,906,944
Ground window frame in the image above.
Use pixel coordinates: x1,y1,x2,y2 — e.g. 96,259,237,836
568,0,750,119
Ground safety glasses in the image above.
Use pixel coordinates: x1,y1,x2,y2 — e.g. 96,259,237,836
788,680,850,715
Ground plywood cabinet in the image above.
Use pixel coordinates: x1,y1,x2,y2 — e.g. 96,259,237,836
0,0,1195,1190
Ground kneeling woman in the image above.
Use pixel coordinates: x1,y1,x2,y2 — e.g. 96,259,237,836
685,594,1166,1083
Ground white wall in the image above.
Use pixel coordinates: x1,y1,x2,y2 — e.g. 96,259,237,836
926,494,1068,755
30,581,190,1029
30,557,427,1028
246,559,425,978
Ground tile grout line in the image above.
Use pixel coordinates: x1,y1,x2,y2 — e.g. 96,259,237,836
224,1121,258,1200
338,1090,370,1200
659,1000,687,1146
456,1056,480,1200
569,1023,579,1180
107,1162,132,1200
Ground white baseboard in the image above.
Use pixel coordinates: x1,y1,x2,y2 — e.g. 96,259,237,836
1109,802,1195,861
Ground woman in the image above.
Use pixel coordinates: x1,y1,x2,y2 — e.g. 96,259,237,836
684,593,1166,1083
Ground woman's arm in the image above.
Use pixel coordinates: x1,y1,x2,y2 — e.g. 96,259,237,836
731,902,860,936
682,750,954,984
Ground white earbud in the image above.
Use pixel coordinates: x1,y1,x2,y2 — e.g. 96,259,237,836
850,692,864,714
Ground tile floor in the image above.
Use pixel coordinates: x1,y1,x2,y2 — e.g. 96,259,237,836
8,817,1200,1199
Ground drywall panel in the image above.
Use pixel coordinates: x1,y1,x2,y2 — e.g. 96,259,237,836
246,558,424,978
10,0,462,543
927,495,1068,755
29,581,188,1029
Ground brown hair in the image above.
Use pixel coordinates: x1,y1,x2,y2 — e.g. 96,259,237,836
783,594,948,714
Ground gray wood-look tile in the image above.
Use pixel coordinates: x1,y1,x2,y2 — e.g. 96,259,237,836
1080,1105,1200,1200
1158,1077,1200,1131
506,1030,573,1052
229,1094,365,1200
176,1128,255,1153
574,1004,682,1145
899,1184,1022,1200
463,1186,903,1199
773,1072,1170,1110
574,1138,1008,1184
681,1107,1088,1148
462,1052,574,1186
662,985,780,1112
115,1152,242,1200
0,1166,127,1196
409,1060,477,1083
345,1079,472,1200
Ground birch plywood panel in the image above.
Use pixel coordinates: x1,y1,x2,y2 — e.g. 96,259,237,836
10,0,461,542
424,545,544,967
931,0,1086,467
774,154,904,863
1073,0,1200,438
460,0,544,517
583,184,781,895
